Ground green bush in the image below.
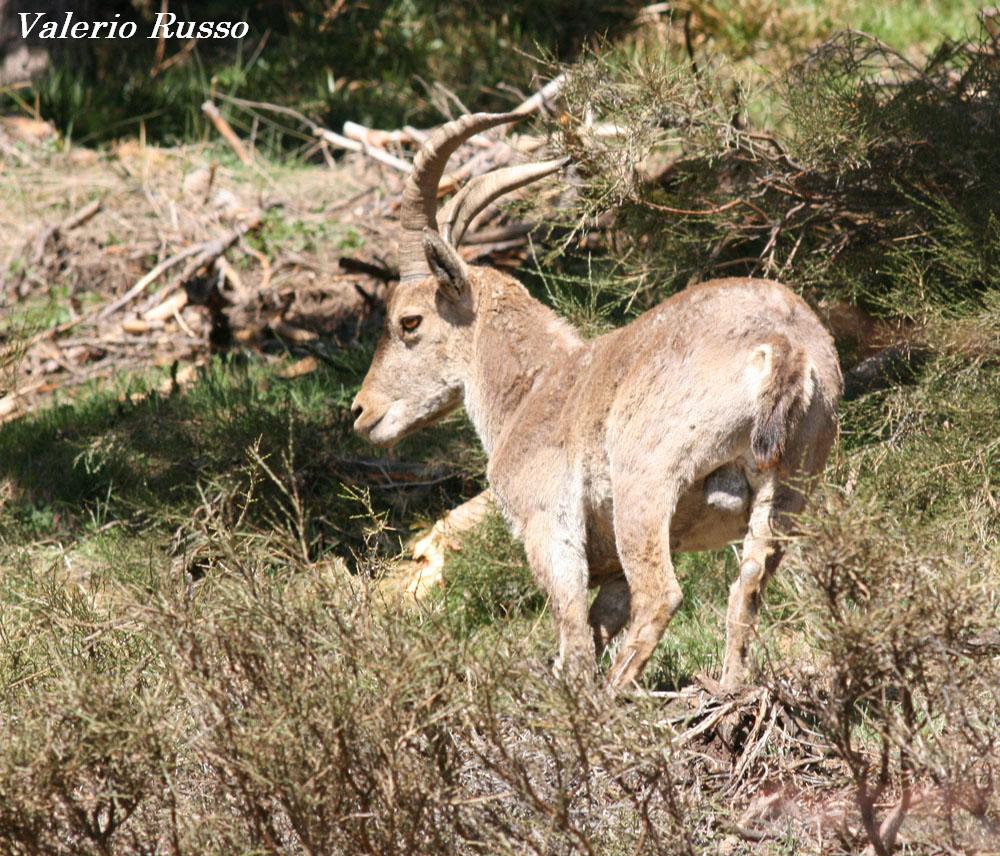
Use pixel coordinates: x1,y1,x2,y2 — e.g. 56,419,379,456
553,27,1000,320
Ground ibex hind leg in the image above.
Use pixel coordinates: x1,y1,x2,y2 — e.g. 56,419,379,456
719,383,836,691
607,485,683,691
719,471,802,690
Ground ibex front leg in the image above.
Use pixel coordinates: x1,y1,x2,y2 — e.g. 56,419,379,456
522,513,595,679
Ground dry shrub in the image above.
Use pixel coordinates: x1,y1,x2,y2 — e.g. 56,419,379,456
0,459,706,855
148,553,704,854
0,564,179,855
555,25,1000,320
154,562,479,853
776,493,1000,853
0,676,175,856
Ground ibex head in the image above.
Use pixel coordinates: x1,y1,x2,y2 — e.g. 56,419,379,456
351,113,566,446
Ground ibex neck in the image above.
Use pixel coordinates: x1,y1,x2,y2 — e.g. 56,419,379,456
464,277,584,456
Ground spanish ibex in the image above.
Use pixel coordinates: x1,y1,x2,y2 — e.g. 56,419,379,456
352,113,842,691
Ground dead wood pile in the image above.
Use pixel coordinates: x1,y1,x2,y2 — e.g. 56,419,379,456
0,77,569,425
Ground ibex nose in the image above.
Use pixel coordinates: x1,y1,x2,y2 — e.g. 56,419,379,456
351,393,383,437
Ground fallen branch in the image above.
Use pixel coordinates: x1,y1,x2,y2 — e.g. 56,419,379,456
271,320,318,343
0,379,48,423
639,197,748,217
313,127,413,173
17,197,103,276
59,198,104,232
99,243,205,320
143,290,189,322
510,72,567,116
461,222,537,245
151,37,197,78
339,256,399,281
342,121,420,148
222,78,563,179
202,100,253,166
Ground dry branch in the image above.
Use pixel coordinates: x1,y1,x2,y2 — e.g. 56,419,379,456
510,72,567,116
202,101,253,165
143,290,189,322
342,121,420,148
99,244,206,320
313,127,413,173
58,198,104,232
339,256,399,281
9,197,103,295
230,72,565,180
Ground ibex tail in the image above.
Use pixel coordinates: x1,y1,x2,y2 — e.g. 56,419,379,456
750,334,812,471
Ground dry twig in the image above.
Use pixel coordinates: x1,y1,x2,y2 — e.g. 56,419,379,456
202,101,253,166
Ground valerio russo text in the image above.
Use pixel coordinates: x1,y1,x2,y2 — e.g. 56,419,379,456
19,12,248,40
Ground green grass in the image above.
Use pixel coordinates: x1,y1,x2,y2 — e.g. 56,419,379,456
0,350,480,560
642,550,738,689
436,513,543,638
437,517,802,692
827,0,984,48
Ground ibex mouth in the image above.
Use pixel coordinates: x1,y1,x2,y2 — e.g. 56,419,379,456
356,405,454,448
353,412,383,438
355,407,415,448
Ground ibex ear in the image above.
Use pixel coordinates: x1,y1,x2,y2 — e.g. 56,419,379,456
422,229,468,302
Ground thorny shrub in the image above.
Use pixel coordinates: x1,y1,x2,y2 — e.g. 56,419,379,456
0,453,708,855
554,27,1000,320
776,495,1000,854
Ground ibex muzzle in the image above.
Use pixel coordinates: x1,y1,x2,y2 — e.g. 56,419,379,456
353,113,842,691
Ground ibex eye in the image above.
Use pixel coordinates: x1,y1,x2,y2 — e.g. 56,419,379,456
400,315,422,333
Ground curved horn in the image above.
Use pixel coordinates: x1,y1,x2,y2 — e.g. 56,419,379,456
399,112,523,282
439,157,569,247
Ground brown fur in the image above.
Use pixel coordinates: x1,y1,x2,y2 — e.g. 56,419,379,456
353,254,842,691
751,334,809,470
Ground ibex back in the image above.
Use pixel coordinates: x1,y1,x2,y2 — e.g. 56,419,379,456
352,113,842,690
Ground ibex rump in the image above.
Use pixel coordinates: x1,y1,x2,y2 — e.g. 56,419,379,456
352,113,842,690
